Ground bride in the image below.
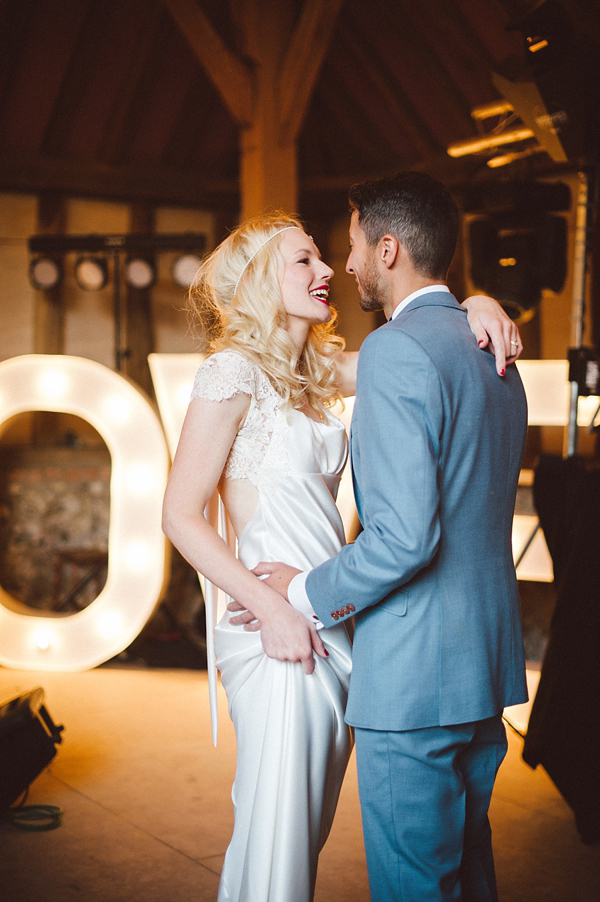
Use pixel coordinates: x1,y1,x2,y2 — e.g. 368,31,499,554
161,211,520,902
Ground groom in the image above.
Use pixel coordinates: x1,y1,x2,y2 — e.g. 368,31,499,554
238,172,528,901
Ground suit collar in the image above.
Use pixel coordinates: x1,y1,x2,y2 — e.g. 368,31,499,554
392,289,463,320
390,284,449,319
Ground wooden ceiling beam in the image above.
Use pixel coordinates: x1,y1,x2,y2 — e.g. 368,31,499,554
300,151,485,198
98,3,166,164
392,10,472,128
278,0,345,144
41,3,105,157
0,152,239,209
162,0,253,126
336,20,438,160
0,0,38,110
310,69,409,173
424,0,500,71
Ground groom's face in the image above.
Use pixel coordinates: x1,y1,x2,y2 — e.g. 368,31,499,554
346,211,386,312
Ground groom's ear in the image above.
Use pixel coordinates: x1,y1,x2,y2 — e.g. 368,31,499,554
379,234,399,269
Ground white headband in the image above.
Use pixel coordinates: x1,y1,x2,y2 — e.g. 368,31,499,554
233,226,302,296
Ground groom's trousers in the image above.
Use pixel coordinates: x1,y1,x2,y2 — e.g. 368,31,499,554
355,713,507,902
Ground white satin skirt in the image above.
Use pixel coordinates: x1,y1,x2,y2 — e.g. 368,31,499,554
214,617,353,902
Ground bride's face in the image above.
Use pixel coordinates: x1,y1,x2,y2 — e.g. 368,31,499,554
277,230,334,329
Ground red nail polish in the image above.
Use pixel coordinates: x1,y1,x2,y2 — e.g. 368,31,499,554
324,649,329,656
478,340,484,346
500,368,505,376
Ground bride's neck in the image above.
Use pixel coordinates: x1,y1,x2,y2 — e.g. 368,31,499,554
286,318,310,356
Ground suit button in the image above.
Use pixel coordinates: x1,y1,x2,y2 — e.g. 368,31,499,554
348,604,355,613
331,612,339,620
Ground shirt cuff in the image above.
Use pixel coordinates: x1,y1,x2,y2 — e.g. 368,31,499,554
288,571,324,630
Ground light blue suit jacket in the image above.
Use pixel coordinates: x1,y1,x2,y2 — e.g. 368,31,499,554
307,291,528,731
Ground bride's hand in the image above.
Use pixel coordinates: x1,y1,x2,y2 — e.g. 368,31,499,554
462,294,522,376
229,594,327,674
259,601,327,675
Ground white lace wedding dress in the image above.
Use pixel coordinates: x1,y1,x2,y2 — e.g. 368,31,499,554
190,350,354,902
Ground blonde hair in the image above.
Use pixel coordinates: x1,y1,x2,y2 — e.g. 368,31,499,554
188,211,345,410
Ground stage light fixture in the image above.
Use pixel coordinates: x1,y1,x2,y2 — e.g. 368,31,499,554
447,126,534,158
29,256,62,290
74,256,109,291
486,147,545,168
470,100,514,121
124,257,156,289
172,253,203,288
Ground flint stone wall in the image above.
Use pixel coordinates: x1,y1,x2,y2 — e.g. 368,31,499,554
0,447,202,630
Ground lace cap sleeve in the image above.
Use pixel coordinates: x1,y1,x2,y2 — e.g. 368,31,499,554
190,350,260,404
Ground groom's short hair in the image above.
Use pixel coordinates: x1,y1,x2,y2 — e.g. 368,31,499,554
348,171,459,281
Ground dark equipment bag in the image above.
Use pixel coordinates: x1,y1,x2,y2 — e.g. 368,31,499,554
0,687,64,816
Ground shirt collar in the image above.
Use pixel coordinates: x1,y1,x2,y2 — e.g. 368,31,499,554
390,284,450,321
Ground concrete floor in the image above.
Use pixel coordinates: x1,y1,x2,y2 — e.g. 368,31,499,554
1,666,598,902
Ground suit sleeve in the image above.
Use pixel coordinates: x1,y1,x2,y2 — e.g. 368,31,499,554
307,327,443,627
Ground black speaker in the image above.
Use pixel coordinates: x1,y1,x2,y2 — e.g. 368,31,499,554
468,211,567,313
463,177,571,322
0,687,64,817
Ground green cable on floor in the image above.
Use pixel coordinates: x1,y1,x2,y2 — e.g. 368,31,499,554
4,804,64,831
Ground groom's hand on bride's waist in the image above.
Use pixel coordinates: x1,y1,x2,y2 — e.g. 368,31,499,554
226,600,261,630
251,561,301,599
226,562,327,674
226,560,300,628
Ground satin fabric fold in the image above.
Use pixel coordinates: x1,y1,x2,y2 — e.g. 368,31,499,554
214,407,354,902
215,625,352,902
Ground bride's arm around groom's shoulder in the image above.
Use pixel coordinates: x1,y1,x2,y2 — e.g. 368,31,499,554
333,295,521,398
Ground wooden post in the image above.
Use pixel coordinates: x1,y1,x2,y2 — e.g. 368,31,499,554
124,204,156,397
237,0,297,218
34,194,66,356
32,194,66,445
164,0,344,220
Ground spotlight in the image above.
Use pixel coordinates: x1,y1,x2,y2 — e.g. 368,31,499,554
447,127,534,158
74,256,109,291
124,257,156,289
486,147,545,168
29,256,62,290
173,253,203,289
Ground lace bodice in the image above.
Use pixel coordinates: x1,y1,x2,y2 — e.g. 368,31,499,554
190,350,291,491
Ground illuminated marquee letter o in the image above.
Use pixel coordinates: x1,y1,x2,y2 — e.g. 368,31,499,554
0,355,169,671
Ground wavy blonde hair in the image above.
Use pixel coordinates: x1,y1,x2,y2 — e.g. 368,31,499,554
188,211,345,410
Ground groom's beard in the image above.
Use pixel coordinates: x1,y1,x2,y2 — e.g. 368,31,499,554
357,257,386,312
